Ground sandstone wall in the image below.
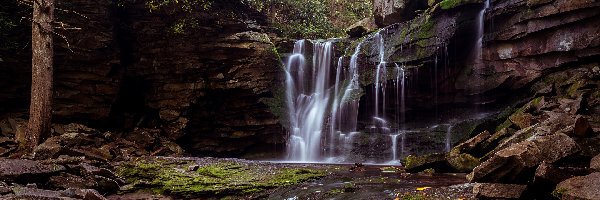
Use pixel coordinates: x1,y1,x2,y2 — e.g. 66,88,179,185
0,0,285,158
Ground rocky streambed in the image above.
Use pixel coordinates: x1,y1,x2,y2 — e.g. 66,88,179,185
0,156,475,200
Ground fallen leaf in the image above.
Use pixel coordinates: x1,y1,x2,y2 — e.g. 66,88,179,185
416,187,431,191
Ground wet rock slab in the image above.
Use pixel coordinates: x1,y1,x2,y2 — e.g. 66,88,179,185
268,164,473,200
473,183,527,199
0,159,65,183
468,133,579,183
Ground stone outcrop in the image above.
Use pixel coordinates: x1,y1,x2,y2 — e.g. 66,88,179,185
554,173,600,200
468,132,579,183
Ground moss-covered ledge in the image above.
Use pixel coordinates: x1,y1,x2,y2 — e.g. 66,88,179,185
116,157,327,198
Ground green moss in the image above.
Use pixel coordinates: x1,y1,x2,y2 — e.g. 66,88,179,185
381,166,401,172
439,0,461,9
421,168,435,175
404,155,421,169
417,19,434,40
552,188,567,199
267,168,326,186
566,81,582,98
447,153,480,172
328,188,344,194
439,0,478,9
117,159,326,198
261,86,288,128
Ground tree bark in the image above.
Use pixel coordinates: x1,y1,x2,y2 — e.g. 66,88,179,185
24,0,54,152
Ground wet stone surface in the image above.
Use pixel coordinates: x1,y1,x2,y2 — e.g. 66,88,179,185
267,164,473,200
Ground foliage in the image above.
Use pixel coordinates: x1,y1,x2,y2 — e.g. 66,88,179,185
146,0,211,12
244,0,372,39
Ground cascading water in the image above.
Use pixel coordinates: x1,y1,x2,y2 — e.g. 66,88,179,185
445,125,453,152
474,0,490,62
373,32,386,120
285,40,333,161
388,134,400,164
284,31,412,164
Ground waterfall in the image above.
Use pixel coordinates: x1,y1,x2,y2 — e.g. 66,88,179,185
285,40,333,161
338,41,363,133
388,134,400,164
329,57,343,157
284,30,417,163
474,0,490,63
445,125,453,152
374,32,386,119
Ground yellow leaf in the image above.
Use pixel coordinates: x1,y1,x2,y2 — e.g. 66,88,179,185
416,187,431,191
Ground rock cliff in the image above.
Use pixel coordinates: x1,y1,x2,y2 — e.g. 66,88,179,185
0,0,285,158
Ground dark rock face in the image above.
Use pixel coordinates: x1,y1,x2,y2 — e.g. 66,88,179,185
121,1,285,157
460,0,600,95
0,1,285,157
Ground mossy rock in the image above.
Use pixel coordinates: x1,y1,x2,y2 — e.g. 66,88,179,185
404,153,452,173
446,153,480,172
116,158,326,198
439,0,481,10
508,112,533,129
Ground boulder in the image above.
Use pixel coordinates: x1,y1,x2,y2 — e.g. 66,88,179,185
452,130,490,154
373,0,405,27
33,137,62,160
554,173,600,200
60,188,107,200
477,128,514,156
53,123,98,135
446,153,480,173
48,173,95,190
591,154,600,172
124,128,161,150
404,153,452,172
0,182,11,195
473,183,527,199
0,159,66,183
534,162,591,184
572,115,595,137
11,187,63,200
469,133,579,183
509,112,534,129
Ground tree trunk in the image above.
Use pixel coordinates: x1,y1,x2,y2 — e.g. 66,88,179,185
24,0,54,152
